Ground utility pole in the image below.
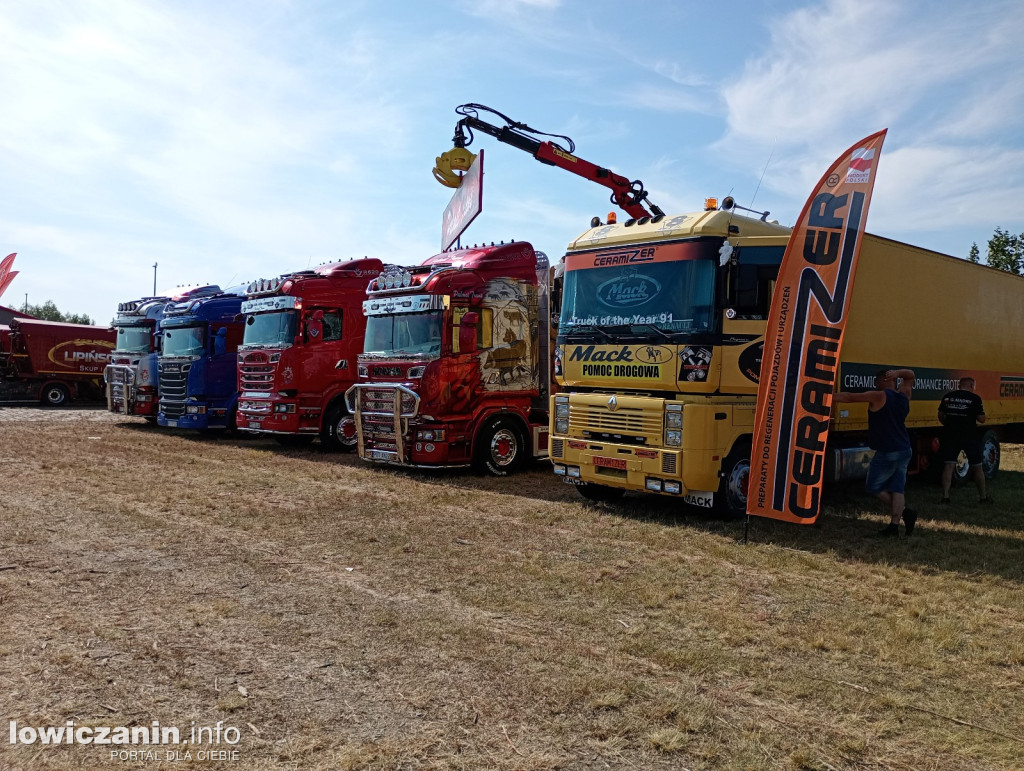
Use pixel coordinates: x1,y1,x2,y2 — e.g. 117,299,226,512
24,293,27,314
153,263,158,296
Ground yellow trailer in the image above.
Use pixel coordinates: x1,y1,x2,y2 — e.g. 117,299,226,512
549,203,1024,516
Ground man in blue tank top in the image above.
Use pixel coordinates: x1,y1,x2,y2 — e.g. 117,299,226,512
835,368,917,536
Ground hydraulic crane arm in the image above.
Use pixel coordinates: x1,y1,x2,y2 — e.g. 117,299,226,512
436,103,663,220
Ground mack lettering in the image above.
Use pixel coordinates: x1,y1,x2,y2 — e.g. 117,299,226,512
569,345,634,363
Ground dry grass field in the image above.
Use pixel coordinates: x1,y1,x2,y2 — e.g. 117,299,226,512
1,406,1022,770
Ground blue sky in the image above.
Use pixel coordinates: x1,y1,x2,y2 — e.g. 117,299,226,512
3,0,1023,324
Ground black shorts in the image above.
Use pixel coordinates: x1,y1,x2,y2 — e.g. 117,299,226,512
940,434,983,465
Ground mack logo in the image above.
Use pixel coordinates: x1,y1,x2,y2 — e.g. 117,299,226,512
569,345,633,363
596,271,660,308
635,345,672,365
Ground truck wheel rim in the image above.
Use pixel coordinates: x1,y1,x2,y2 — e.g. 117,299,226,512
982,436,1000,477
726,459,750,511
338,416,357,445
490,428,518,466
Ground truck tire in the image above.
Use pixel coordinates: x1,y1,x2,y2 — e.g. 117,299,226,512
716,441,751,520
950,429,1000,485
321,404,357,452
473,417,526,476
576,483,625,503
41,383,70,407
981,430,1000,480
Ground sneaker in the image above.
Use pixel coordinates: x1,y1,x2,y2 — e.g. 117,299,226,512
940,497,950,505
903,508,917,536
877,523,900,537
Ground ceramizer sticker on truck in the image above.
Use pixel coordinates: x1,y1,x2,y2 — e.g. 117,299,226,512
593,456,627,470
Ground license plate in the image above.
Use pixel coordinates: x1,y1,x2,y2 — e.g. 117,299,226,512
369,449,394,461
248,421,262,429
593,455,627,470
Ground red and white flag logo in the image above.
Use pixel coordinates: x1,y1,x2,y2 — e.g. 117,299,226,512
846,148,875,184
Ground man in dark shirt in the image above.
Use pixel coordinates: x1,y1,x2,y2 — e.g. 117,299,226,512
938,376,989,504
835,368,917,536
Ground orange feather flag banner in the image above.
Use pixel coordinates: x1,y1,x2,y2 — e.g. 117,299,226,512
748,130,887,524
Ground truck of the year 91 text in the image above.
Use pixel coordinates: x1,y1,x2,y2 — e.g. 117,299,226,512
236,259,385,449
0,318,116,406
345,242,552,475
550,202,1024,516
104,295,173,420
157,286,246,430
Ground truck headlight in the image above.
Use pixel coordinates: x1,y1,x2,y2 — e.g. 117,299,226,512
553,464,567,476
555,402,569,419
555,418,569,434
666,410,682,429
273,403,296,413
665,430,682,447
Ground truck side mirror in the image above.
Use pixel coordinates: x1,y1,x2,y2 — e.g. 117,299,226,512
459,312,479,353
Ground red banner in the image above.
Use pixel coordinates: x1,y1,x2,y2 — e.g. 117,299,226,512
0,252,17,300
748,130,887,524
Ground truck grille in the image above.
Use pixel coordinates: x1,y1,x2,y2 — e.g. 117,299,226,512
238,352,276,392
568,405,660,446
158,362,191,419
105,365,135,410
349,384,419,462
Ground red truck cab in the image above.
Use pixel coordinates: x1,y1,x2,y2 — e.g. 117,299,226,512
345,241,552,475
237,259,384,449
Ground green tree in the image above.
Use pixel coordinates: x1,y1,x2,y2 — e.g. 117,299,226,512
24,300,94,325
968,242,980,263
985,227,1024,275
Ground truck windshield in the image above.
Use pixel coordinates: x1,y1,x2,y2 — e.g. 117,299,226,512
114,324,153,354
162,325,206,357
242,310,297,348
364,311,443,357
560,247,717,338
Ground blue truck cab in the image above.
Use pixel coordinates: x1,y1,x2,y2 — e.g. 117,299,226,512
157,286,246,430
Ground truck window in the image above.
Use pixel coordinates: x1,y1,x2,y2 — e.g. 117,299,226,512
322,311,342,342
732,246,784,319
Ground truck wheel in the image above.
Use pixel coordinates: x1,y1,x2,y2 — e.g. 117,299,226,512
716,441,751,520
225,406,242,436
981,430,1000,480
321,405,357,452
950,430,1000,485
473,417,525,476
576,483,625,503
41,383,70,407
